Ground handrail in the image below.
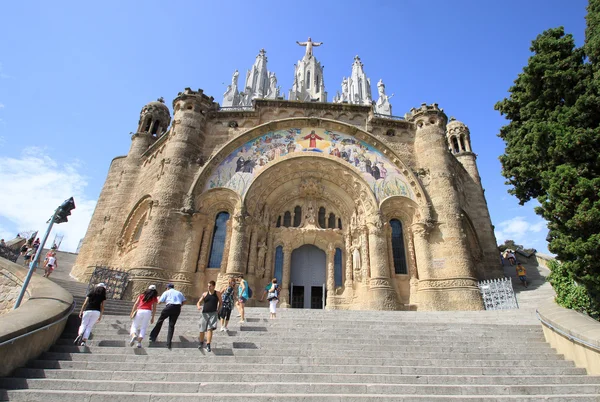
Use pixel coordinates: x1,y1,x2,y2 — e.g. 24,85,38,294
0,300,76,347
536,309,600,353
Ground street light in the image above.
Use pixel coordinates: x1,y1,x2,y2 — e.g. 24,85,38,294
13,197,76,309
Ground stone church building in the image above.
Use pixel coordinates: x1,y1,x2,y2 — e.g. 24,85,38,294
72,39,503,311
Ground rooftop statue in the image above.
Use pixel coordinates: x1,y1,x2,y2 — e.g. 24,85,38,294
296,37,323,59
375,79,394,116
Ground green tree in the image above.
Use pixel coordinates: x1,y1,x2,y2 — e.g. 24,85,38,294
495,1,600,316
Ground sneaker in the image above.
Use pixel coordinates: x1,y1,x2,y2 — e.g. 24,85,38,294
205,344,211,352
129,337,136,347
136,342,142,349
239,320,245,323
198,342,204,350
223,327,229,332
73,334,82,345
80,341,86,347
166,343,172,350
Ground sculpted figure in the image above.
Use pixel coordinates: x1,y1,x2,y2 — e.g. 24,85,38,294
296,37,323,58
375,79,393,116
267,72,279,99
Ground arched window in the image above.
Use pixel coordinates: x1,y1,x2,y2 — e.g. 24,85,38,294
338,218,342,230
306,71,311,89
459,135,466,152
274,246,284,284
452,137,460,154
283,211,292,227
132,214,146,242
390,219,408,275
334,248,343,287
208,212,230,268
276,216,281,227
318,207,326,228
293,206,302,227
328,213,336,229
144,118,152,132
151,120,160,135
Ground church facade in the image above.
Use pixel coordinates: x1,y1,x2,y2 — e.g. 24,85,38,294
72,40,503,311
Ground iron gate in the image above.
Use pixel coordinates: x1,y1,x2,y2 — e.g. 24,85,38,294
87,266,129,299
478,277,519,310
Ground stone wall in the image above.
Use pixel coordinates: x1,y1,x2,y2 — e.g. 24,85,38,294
0,268,28,315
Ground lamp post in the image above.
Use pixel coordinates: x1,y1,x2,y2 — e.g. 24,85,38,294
13,197,76,309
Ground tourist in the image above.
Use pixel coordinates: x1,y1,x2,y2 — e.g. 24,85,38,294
23,247,33,267
43,252,58,278
0,239,5,247
506,250,516,266
19,243,28,256
236,274,249,323
260,278,280,319
218,277,236,332
149,283,186,349
75,283,107,347
516,263,528,288
129,285,158,348
197,280,221,352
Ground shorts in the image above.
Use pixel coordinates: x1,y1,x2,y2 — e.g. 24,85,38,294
218,307,232,321
518,275,527,282
46,264,54,271
269,299,278,314
199,312,218,332
238,297,247,304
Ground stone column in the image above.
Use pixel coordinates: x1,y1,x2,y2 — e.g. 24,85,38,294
179,215,203,273
264,233,274,279
225,209,247,275
367,214,399,310
279,244,292,308
220,219,233,274
256,239,268,280
344,234,353,287
196,225,210,272
326,243,335,308
360,228,370,283
247,229,258,275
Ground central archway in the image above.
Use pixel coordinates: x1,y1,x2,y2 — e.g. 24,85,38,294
290,245,326,309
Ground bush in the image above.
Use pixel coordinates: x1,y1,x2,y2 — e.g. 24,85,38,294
547,260,599,321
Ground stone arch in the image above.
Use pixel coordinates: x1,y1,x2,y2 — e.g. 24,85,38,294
194,187,241,219
117,195,154,254
187,117,428,213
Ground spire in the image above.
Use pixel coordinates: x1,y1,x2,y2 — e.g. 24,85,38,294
222,49,280,107
333,55,372,106
289,37,327,102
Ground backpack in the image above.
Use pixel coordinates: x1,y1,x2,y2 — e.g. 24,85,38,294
247,286,253,299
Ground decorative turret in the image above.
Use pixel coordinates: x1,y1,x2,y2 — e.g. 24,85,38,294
137,97,171,136
446,117,472,154
289,37,327,102
222,49,280,107
447,117,481,185
334,56,372,105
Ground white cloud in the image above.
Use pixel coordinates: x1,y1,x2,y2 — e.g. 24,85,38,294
494,216,548,250
0,147,96,252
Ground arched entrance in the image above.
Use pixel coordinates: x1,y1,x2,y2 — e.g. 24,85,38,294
290,245,326,309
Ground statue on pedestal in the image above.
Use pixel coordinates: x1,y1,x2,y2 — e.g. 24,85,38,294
296,37,323,59
375,79,393,116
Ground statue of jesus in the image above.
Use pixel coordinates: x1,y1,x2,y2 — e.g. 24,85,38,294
296,37,323,58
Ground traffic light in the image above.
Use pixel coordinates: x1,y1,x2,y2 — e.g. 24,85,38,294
54,197,76,224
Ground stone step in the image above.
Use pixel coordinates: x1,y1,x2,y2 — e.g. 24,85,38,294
11,369,600,385
36,352,576,367
2,379,600,396
52,338,556,353
2,390,599,402
45,346,565,361
24,360,588,376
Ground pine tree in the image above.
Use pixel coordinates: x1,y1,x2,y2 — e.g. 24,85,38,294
495,1,600,314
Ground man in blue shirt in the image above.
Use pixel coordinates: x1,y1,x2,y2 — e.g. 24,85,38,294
149,283,186,349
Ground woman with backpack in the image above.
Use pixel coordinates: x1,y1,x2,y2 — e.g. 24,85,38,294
129,285,158,348
74,283,107,347
219,277,236,332
260,278,279,319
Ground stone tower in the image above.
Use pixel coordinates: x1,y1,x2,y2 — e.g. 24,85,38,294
289,37,327,102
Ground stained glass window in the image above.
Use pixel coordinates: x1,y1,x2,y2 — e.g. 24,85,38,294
208,212,230,268
334,248,343,287
390,219,408,275
318,207,326,228
274,246,284,284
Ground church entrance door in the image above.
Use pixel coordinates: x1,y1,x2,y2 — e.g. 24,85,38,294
290,245,326,309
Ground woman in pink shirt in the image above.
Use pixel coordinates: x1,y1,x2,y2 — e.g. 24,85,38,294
129,285,158,348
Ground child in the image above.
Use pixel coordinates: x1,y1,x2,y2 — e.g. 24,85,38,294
516,263,528,288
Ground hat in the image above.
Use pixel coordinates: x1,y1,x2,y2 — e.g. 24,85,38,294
96,283,106,288
148,285,156,290
166,283,174,289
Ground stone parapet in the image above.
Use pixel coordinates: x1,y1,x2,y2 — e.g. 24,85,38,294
0,257,73,376
537,298,600,374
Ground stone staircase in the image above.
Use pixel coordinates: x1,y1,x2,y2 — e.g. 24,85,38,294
2,258,600,400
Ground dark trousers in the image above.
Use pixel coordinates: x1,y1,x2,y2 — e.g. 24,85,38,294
149,304,181,346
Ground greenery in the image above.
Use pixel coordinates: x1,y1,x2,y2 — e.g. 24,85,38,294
547,260,599,320
497,239,536,255
495,1,600,315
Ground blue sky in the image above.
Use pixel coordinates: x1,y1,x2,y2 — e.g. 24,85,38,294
0,0,589,253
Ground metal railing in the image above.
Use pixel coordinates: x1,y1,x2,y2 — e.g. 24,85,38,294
88,266,129,300
373,112,405,121
536,309,600,353
478,277,519,310
0,301,76,347
218,106,255,112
